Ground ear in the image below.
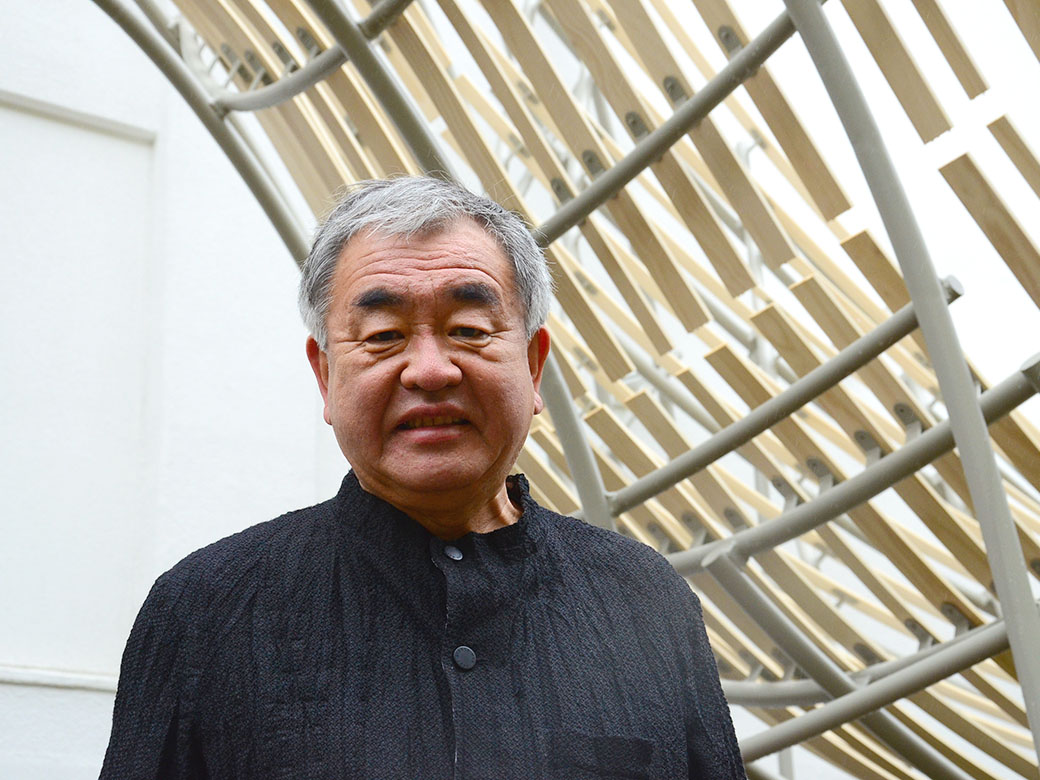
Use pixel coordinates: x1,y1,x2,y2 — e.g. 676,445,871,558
527,327,551,415
306,337,333,425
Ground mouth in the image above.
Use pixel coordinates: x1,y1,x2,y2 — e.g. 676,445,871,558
398,416,469,430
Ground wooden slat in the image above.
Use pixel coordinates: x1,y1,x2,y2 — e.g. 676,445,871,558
940,153,1040,312
893,695,1033,779
479,0,712,331
582,403,897,683
840,0,952,142
220,0,356,186
683,0,852,220
378,9,520,204
672,366,801,474
989,115,1040,201
751,305,1005,593
179,1,344,211
584,404,730,538
634,0,844,220
269,0,420,176
705,343,992,632
752,303,904,450
1003,0,1040,64
607,0,799,271
548,0,755,297
989,411,1040,502
234,0,375,180
678,359,994,777
368,9,645,388
770,204,891,328
842,230,909,310
790,275,982,502
515,448,580,515
548,246,634,381
839,229,949,382
910,0,987,98
797,271,1040,572
438,0,677,351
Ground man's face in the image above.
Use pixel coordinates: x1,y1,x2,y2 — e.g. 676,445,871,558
307,218,550,514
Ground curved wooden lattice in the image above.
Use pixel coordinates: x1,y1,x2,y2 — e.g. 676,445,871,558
98,0,1040,777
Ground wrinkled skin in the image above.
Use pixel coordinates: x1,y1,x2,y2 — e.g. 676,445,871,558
307,218,550,538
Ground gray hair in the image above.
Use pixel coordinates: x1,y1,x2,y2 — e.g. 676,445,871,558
299,177,553,350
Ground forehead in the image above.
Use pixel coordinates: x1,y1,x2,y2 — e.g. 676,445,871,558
332,219,517,300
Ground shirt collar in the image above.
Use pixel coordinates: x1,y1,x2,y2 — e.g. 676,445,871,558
333,471,543,561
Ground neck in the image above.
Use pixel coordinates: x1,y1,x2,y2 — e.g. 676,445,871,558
359,477,522,540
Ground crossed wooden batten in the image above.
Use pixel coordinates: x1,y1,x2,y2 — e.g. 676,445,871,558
95,0,1040,776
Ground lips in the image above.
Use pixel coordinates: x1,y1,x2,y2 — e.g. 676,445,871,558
399,416,468,430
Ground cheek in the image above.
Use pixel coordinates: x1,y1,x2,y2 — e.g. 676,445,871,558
328,363,389,429
481,365,537,423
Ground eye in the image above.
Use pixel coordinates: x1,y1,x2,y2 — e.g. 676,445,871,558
451,326,490,343
366,330,403,344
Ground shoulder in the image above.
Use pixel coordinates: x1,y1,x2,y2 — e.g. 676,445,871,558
545,509,661,563
534,503,692,603
147,497,339,622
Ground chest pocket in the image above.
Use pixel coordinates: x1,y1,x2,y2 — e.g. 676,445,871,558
549,729,654,779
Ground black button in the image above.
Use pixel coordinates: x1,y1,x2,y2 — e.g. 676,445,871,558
453,645,476,670
444,544,463,561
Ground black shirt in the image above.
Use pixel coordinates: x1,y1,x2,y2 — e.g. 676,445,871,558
101,473,745,779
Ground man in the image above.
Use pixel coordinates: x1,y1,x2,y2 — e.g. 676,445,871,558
101,177,745,778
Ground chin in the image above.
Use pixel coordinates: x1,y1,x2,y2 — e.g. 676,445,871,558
395,469,484,495
388,458,502,497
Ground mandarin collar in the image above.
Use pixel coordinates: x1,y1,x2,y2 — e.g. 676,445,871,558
333,471,543,561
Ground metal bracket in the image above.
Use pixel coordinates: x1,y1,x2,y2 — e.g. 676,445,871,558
662,75,689,105
941,602,973,636
219,43,243,87
243,50,273,87
574,270,596,294
772,477,801,511
718,25,744,57
682,511,708,546
724,506,749,531
807,457,835,491
296,27,322,57
854,642,883,666
219,42,237,66
772,648,796,680
271,40,298,73
743,659,765,681
853,429,883,464
893,402,922,439
624,110,651,140
358,0,416,39
342,113,360,140
550,177,574,204
905,617,935,651
581,149,606,177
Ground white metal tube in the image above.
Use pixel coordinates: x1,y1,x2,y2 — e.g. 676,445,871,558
783,0,1040,758
540,353,614,530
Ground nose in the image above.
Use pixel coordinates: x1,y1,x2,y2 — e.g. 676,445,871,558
400,333,462,392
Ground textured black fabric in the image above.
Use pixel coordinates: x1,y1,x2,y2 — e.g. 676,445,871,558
101,473,746,779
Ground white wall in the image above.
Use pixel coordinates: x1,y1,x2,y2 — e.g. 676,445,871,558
0,3,345,775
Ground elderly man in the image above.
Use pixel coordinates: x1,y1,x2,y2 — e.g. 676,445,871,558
101,177,745,779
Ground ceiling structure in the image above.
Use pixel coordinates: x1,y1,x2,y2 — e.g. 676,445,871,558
94,0,1040,777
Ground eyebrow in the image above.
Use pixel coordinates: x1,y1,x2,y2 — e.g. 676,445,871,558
352,282,501,310
451,282,500,308
353,287,403,309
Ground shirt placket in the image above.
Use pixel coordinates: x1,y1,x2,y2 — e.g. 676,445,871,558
432,536,475,779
